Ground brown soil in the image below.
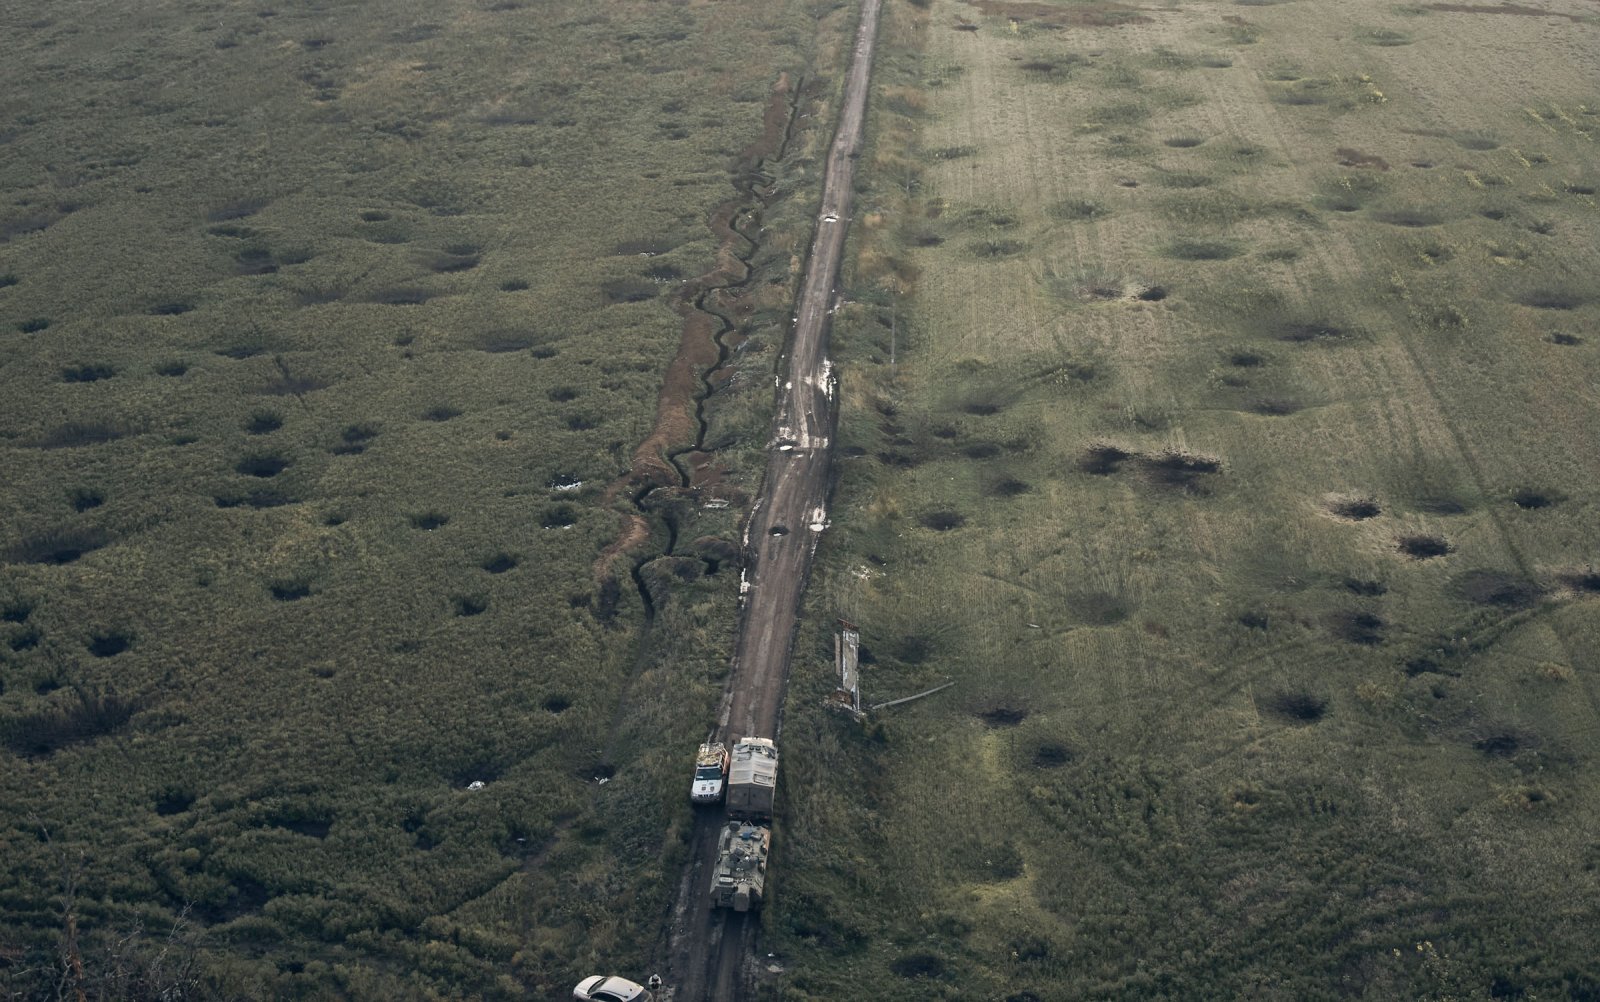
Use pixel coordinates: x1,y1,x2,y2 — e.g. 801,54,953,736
964,0,1152,27
1335,147,1390,170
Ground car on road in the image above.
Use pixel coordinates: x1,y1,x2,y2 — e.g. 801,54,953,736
690,741,729,804
573,975,653,1001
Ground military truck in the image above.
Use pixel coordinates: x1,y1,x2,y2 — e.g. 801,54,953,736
689,741,729,805
709,820,770,912
725,738,777,820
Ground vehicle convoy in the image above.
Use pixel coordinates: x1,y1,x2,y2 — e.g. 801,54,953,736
710,820,770,912
726,737,778,820
690,741,729,804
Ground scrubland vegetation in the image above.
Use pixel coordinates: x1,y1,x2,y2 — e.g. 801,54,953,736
773,0,1600,998
0,0,845,997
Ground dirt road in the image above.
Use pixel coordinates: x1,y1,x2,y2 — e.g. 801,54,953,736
660,1,883,998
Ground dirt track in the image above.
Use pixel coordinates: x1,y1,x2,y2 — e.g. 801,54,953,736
660,0,883,998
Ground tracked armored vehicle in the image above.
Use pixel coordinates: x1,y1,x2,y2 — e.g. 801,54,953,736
709,821,770,912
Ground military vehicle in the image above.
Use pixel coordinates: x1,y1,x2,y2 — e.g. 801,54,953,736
726,737,777,820
709,821,770,912
690,741,729,804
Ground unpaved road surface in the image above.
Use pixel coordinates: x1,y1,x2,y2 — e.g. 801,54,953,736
660,1,883,998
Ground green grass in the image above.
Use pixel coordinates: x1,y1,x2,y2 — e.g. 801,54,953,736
766,0,1600,998
0,0,839,996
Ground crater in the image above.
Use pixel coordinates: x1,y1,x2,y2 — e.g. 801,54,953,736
235,454,289,478
453,595,487,617
1032,743,1073,768
1398,535,1451,559
269,580,311,602
410,511,450,530
1510,489,1555,510
1328,496,1381,521
1268,690,1327,724
919,511,967,531
87,630,133,658
481,552,519,574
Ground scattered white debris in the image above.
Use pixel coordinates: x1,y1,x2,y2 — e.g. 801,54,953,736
551,480,583,492
703,498,730,510
740,570,751,595
595,776,610,785
1027,623,1041,629
466,780,485,791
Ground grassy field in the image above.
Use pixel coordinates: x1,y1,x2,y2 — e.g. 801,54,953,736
772,0,1600,998
0,0,847,997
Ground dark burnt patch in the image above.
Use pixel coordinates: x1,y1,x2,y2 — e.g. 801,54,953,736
6,528,110,565
1081,444,1132,475
1398,535,1451,559
453,595,487,617
1549,332,1581,346
1456,569,1543,609
87,630,133,658
1238,610,1270,630
988,477,1032,498
964,442,1001,459
920,511,966,531
1473,727,1532,758
1328,497,1381,521
1335,147,1389,170
1140,451,1221,493
410,511,450,530
269,580,312,602
1518,289,1585,310
1558,571,1600,593
1250,397,1301,416
1032,743,1073,768
1344,578,1388,597
62,364,116,384
481,552,519,574
979,707,1027,728
1330,610,1385,645
1269,690,1327,724
235,454,289,478
1071,591,1132,625
1511,489,1556,510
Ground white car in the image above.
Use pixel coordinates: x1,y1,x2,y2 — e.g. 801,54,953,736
691,742,729,804
573,975,653,1002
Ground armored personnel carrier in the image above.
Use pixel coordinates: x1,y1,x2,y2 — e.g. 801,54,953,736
709,821,770,912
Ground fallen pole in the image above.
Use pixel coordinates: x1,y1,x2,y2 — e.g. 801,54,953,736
871,681,955,712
